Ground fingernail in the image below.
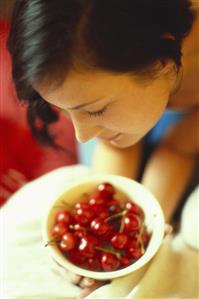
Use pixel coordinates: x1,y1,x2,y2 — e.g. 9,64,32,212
71,274,82,284
167,224,173,234
83,277,95,287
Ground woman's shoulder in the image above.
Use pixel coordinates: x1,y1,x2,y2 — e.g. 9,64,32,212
191,0,199,10
169,6,199,110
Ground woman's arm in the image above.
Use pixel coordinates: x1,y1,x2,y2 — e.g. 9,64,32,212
141,108,198,222
141,144,196,222
92,140,142,179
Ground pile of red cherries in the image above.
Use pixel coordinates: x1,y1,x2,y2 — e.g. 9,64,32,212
49,182,151,272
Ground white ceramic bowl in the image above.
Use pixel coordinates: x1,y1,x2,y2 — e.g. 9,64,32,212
43,174,165,280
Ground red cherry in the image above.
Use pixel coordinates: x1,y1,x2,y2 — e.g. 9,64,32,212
101,252,120,271
123,213,141,232
52,222,68,238
78,235,98,257
125,201,140,215
125,235,139,249
90,218,111,235
74,207,95,225
89,192,107,206
127,247,142,260
59,232,77,252
75,202,90,210
97,182,115,199
106,198,121,214
119,256,131,268
100,227,117,242
70,223,87,238
67,250,87,265
110,232,128,249
86,256,101,271
93,205,110,219
56,210,72,225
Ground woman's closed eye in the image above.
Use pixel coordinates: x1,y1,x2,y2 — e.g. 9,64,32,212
86,105,108,118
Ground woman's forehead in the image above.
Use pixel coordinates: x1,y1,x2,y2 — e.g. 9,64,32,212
36,70,139,108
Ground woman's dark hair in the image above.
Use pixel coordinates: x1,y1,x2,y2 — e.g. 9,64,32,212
7,0,196,147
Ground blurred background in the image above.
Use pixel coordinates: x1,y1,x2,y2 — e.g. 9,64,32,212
0,1,97,208
0,0,15,19
0,0,97,208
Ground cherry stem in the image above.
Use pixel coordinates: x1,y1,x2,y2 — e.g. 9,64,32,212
119,214,126,233
137,224,146,254
95,246,121,259
105,209,127,222
54,200,72,210
45,239,60,247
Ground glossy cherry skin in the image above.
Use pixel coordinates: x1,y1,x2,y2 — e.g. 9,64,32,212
89,192,107,206
74,202,90,210
97,182,115,199
59,232,77,252
85,256,101,271
70,223,87,238
127,247,142,260
90,218,111,235
125,201,141,215
106,198,121,214
78,234,98,258
125,235,139,249
101,252,120,271
56,210,73,226
67,250,87,265
52,222,68,239
123,213,141,232
110,232,128,249
74,206,95,225
100,227,117,242
92,205,110,219
119,256,131,268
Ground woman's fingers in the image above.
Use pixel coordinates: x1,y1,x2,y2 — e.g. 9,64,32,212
68,272,82,285
79,277,96,288
164,224,173,237
77,281,105,299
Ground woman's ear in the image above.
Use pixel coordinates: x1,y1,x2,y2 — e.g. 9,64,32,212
159,60,177,76
159,60,182,93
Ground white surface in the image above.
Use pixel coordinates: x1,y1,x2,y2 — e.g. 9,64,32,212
180,185,199,250
1,165,198,299
0,165,91,299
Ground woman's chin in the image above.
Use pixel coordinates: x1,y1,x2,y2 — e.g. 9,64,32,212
110,135,140,148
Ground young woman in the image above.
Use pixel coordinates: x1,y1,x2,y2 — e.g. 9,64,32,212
7,0,198,297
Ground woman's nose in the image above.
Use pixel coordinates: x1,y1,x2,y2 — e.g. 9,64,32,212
73,120,102,143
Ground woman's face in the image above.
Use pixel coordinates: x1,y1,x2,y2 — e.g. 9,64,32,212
37,69,173,148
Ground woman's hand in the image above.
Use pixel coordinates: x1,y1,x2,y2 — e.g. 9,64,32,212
69,273,106,299
164,224,173,237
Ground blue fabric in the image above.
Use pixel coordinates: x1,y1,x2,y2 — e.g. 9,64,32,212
78,109,186,166
146,109,186,145
78,138,97,166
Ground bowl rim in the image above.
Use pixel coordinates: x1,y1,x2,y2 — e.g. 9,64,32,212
42,174,165,280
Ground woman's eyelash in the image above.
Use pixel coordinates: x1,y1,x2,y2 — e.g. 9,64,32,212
87,105,107,117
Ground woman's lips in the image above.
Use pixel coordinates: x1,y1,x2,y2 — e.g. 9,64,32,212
100,133,121,141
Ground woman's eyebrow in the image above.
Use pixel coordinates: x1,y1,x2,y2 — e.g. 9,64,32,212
68,97,104,110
